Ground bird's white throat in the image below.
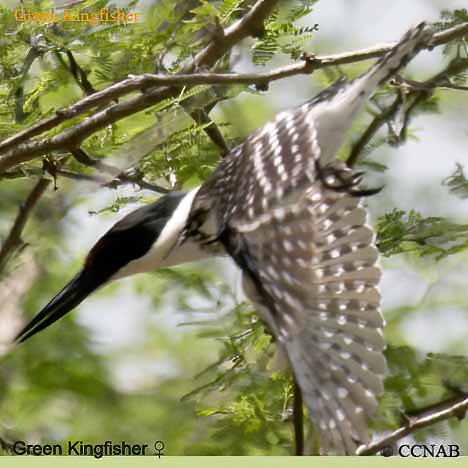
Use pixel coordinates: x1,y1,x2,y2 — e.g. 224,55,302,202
111,186,203,280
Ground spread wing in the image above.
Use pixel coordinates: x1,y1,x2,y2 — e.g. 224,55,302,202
194,104,386,454
223,183,385,454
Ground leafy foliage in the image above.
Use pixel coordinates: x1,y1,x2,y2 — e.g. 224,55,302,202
435,9,468,57
376,209,468,259
252,1,319,64
182,304,294,454
444,163,468,199
138,120,225,187
436,8,468,29
376,347,468,434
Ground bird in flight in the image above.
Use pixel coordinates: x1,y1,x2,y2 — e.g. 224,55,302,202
14,23,433,454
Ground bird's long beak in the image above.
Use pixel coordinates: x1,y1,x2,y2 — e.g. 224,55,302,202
14,269,100,344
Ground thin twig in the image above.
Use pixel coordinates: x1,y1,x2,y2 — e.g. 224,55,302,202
347,94,403,168
357,394,468,456
104,170,170,194
70,148,169,193
55,169,106,184
431,22,468,47
0,166,168,193
53,48,96,96
292,377,304,456
347,57,468,167
439,82,468,91
62,48,96,95
0,167,44,180
0,437,13,454
15,38,47,123
0,177,50,275
188,107,231,155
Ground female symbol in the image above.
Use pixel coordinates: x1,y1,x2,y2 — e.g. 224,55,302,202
154,441,164,458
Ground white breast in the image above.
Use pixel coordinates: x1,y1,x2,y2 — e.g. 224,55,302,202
111,186,206,280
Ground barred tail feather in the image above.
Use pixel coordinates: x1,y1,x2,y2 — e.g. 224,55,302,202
362,21,433,90
308,22,433,165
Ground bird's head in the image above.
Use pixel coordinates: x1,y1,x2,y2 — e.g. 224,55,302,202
14,188,204,344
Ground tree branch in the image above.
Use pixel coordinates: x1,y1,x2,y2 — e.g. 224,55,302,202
357,393,468,456
0,20,466,172
0,65,314,158
192,0,280,69
0,177,50,275
103,169,170,194
431,22,468,47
